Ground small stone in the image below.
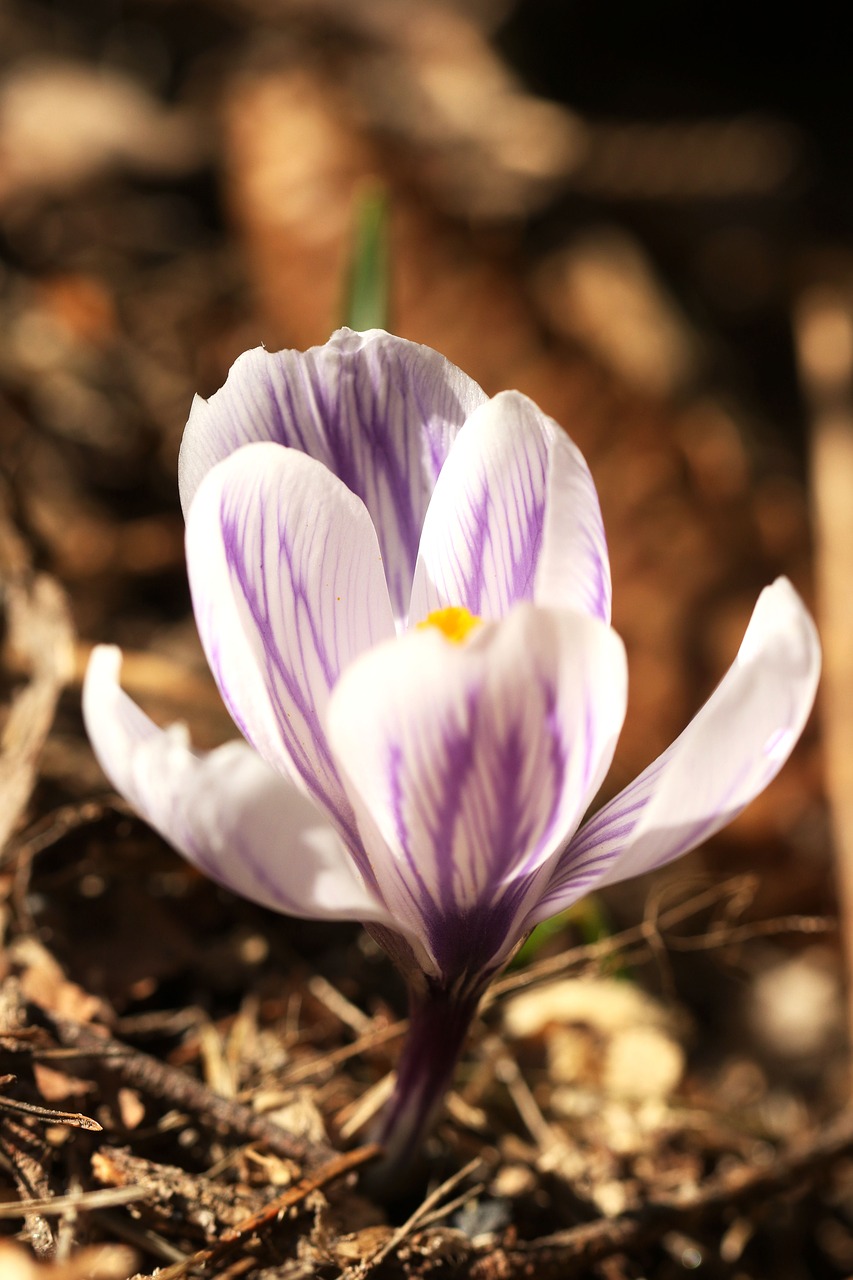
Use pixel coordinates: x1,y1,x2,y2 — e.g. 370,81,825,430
604,1026,685,1101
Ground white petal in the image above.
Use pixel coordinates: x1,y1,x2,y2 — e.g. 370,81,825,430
82,647,391,924
185,441,395,857
532,578,821,922
409,391,611,626
327,605,627,983
179,329,487,621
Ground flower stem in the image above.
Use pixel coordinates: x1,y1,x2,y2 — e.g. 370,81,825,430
369,982,480,1188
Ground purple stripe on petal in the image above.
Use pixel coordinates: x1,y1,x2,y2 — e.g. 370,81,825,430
530,579,820,927
410,390,612,627
186,443,396,863
328,606,628,985
410,393,551,623
180,329,487,621
82,648,394,928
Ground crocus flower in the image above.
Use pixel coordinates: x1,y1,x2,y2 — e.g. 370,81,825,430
84,328,820,1177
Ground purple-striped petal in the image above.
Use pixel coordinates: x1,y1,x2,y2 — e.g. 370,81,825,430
179,329,487,621
83,647,392,925
185,441,395,856
326,605,627,984
409,391,611,627
530,578,821,923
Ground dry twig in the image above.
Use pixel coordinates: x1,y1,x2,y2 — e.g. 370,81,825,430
343,1156,486,1279
0,1074,101,1132
0,496,75,857
490,877,833,1000
465,1107,853,1278
28,1011,336,1167
146,1143,381,1280
0,1185,150,1221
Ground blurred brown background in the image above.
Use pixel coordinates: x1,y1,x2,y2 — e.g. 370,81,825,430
2,3,853,1275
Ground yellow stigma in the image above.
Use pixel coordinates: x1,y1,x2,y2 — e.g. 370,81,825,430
418,606,482,644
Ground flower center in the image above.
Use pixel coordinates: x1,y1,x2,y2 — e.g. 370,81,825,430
418,606,482,644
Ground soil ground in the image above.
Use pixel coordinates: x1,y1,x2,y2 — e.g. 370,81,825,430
0,4,849,1277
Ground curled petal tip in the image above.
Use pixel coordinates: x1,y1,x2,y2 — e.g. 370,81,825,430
535,578,820,921
85,642,121,679
83,638,394,927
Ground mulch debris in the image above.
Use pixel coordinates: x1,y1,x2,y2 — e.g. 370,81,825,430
0,1,848,1276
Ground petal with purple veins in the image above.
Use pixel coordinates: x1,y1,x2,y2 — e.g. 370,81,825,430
179,329,487,621
530,578,821,924
327,605,627,984
185,441,396,857
83,647,393,925
409,391,611,627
